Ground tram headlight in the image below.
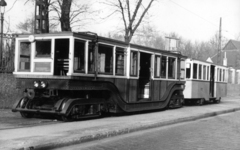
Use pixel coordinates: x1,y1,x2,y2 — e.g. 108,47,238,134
34,81,39,88
40,81,47,88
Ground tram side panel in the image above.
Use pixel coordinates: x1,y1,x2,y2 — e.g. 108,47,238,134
184,80,210,100
215,82,227,99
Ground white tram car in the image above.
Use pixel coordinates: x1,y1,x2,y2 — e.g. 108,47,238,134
183,58,228,105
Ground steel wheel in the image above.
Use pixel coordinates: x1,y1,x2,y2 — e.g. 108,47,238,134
168,98,175,109
215,97,221,104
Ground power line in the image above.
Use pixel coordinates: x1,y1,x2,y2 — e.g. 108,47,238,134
168,0,237,39
168,0,218,27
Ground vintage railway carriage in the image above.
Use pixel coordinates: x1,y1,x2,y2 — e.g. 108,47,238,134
12,32,186,121
183,58,227,105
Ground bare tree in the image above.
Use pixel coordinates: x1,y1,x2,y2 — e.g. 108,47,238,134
25,0,91,32
103,0,156,43
17,17,35,33
132,24,165,49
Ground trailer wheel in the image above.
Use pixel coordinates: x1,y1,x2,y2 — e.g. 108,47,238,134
20,112,34,118
215,97,221,104
61,115,73,122
198,98,205,106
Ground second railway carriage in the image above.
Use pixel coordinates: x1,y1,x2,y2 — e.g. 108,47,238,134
12,32,186,121
183,58,227,105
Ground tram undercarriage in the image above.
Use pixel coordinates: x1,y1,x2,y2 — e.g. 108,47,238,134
12,88,115,121
12,81,184,121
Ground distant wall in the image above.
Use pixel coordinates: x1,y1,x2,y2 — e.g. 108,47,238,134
227,83,240,97
0,73,21,109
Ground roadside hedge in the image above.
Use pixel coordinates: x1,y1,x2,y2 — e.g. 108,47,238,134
0,73,21,109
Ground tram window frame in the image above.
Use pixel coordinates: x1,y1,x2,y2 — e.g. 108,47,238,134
161,56,167,78
18,41,31,72
168,57,176,79
217,68,219,81
115,47,126,76
35,39,51,58
73,39,86,73
193,63,198,79
199,64,202,80
98,44,113,75
130,51,138,77
203,65,206,80
154,55,161,78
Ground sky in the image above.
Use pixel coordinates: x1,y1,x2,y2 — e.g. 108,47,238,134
3,0,240,42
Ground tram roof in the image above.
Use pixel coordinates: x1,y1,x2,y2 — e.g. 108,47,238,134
16,32,187,58
186,58,228,68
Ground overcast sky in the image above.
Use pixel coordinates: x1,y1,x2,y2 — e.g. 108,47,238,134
4,0,240,42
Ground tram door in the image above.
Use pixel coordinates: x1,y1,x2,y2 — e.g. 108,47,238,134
209,65,215,97
138,52,152,99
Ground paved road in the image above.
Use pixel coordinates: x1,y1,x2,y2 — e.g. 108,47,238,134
56,111,240,150
1,96,240,150
0,109,60,130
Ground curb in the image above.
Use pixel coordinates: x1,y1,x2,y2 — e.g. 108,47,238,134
16,107,240,150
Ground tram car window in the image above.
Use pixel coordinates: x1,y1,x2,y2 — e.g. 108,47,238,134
130,51,138,76
74,40,86,73
199,64,202,80
186,63,191,79
154,55,161,78
203,65,206,80
180,59,185,80
161,56,167,78
35,40,51,58
193,63,198,79
98,44,113,74
19,42,31,72
168,57,176,79
88,41,95,73
207,66,209,80
115,47,126,76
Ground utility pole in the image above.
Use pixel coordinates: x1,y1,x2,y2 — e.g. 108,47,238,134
217,17,222,65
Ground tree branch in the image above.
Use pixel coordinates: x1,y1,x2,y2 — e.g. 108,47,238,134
118,0,127,32
132,0,154,34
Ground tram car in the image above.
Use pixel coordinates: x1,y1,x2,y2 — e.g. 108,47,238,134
183,58,228,105
12,32,186,121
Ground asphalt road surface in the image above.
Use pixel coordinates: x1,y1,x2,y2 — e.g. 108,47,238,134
55,111,240,150
0,109,60,130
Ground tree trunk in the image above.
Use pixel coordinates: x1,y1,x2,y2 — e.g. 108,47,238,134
60,0,72,31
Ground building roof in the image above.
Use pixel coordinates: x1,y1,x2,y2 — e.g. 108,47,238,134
208,40,240,68
223,40,240,50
